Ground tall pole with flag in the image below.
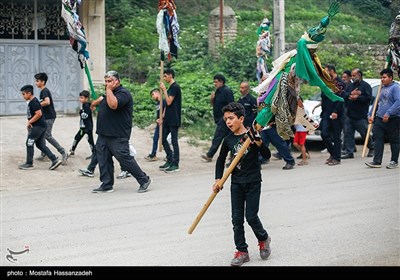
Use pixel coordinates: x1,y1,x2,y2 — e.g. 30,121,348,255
362,11,400,157
156,0,180,151
61,0,97,100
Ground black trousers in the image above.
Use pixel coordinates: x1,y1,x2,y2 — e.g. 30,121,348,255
207,117,230,158
231,181,268,253
26,126,57,164
96,135,148,189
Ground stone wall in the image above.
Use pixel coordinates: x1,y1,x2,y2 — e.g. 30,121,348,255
285,43,388,75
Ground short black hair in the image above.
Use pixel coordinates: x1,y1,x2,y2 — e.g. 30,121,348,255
34,72,48,83
325,64,336,73
150,88,160,96
20,85,34,94
79,90,90,98
213,73,226,84
380,68,394,78
342,70,351,76
222,102,245,119
164,68,175,78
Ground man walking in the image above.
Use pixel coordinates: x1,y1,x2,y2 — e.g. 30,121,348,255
158,69,182,173
342,68,374,159
92,71,151,193
201,74,234,162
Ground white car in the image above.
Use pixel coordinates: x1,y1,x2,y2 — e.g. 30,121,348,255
303,78,394,141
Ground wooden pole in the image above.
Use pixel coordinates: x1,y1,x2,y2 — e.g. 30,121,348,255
159,57,164,152
219,0,224,47
361,62,388,157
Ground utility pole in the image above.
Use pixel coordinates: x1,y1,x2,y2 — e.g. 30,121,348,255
219,0,224,47
273,0,285,59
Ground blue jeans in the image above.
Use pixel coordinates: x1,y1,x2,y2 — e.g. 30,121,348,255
150,124,160,157
372,117,400,164
261,126,295,164
343,117,373,155
231,181,269,252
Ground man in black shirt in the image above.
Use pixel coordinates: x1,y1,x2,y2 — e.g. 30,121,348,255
237,81,257,128
92,71,151,193
321,64,345,165
201,74,234,162
158,69,182,173
341,68,374,159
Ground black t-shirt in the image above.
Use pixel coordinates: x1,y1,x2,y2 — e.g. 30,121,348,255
238,94,258,128
213,85,234,123
80,102,93,130
39,87,56,120
28,97,46,128
215,132,271,184
96,85,133,139
164,82,182,127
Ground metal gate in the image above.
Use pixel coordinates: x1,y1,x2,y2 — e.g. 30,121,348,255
0,0,82,116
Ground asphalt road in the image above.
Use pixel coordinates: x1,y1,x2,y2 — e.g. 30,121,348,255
1,146,399,267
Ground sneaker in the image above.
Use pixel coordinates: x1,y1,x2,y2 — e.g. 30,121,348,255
68,150,75,156
321,148,328,153
92,186,114,193
201,154,212,162
159,162,172,170
367,149,374,157
386,161,399,169
144,154,158,162
138,178,152,193
365,161,381,168
85,154,93,160
328,159,341,166
259,236,271,260
165,165,180,173
272,152,282,160
61,153,68,165
282,162,294,170
78,168,94,177
230,251,250,267
117,171,132,179
49,158,62,170
19,163,34,170
341,154,354,159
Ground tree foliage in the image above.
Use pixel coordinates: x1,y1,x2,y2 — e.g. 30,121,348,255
103,0,398,139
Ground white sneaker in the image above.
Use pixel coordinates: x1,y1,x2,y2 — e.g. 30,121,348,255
117,171,132,179
320,148,328,153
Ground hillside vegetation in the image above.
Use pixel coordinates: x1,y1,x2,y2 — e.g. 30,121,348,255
102,0,398,139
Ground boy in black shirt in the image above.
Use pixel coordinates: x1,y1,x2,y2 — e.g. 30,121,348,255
212,102,271,266
19,85,62,170
68,90,95,158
